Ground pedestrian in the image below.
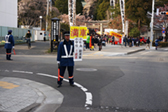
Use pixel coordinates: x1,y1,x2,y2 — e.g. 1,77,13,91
83,40,86,51
129,37,132,47
94,36,99,49
25,30,32,49
102,36,106,46
57,33,75,87
98,37,102,51
86,34,90,49
4,30,15,60
91,35,95,50
127,36,130,47
112,35,115,45
136,37,140,47
89,34,92,49
106,35,109,44
155,37,159,50
124,35,127,47
146,37,150,49
132,37,134,46
137,37,140,46
44,32,46,41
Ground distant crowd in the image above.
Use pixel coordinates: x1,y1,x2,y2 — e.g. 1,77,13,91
83,33,164,51
84,34,116,51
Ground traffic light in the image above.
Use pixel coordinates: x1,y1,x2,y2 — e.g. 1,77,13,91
160,11,168,15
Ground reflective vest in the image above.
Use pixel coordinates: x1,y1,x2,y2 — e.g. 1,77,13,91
61,42,73,58
4,34,14,49
57,40,74,66
5,35,11,44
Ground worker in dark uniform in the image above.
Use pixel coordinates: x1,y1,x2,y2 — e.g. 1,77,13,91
4,30,15,60
57,33,75,87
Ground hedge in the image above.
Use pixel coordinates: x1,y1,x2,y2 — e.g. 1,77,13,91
152,42,168,47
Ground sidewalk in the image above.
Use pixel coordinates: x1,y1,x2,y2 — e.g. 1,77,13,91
83,44,146,57
0,77,63,112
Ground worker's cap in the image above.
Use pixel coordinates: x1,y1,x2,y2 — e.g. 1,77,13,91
8,30,12,33
64,33,70,36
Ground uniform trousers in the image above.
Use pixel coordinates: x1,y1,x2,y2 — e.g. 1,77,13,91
6,49,12,60
58,66,74,85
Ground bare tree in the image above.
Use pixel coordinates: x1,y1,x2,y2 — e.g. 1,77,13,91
18,0,60,28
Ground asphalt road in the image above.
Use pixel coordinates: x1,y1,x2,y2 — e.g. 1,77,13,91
0,41,168,112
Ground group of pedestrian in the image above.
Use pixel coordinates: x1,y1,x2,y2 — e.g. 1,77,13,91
85,34,105,51
123,35,140,47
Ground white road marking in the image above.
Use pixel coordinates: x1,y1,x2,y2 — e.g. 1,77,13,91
36,73,93,107
85,92,93,106
1,70,93,107
5,70,9,72
13,70,33,74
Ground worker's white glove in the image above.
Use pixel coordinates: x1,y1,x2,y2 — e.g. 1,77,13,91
57,61,60,68
13,46,15,49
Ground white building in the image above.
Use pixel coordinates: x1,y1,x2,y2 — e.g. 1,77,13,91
0,0,18,28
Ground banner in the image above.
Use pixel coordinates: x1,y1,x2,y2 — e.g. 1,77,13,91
70,26,79,40
110,31,122,38
120,0,125,33
74,38,83,61
79,26,87,40
70,26,88,40
110,0,115,7
68,0,76,26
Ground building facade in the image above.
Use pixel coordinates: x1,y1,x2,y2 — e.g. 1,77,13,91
0,0,18,28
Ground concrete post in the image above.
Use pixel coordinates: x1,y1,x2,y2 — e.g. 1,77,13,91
150,0,155,49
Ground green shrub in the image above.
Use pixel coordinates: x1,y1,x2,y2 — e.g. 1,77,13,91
152,41,168,47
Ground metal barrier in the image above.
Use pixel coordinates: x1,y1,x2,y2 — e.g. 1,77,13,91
0,26,35,45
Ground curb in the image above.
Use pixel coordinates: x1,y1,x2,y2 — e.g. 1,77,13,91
0,77,63,112
19,88,45,112
127,48,145,54
28,81,64,112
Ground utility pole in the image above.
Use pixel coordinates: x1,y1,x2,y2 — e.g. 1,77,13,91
150,0,155,49
46,0,52,31
119,0,125,33
39,16,43,30
46,0,49,32
50,0,52,13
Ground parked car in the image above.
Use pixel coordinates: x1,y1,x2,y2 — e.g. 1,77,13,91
140,37,147,43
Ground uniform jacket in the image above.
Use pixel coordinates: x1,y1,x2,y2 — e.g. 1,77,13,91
57,40,74,66
4,34,15,49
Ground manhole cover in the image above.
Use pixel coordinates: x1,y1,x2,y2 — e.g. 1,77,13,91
76,68,97,72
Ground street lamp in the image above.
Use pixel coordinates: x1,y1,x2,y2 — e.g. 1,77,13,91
39,16,43,30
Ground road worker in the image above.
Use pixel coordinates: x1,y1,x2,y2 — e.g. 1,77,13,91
57,33,75,87
4,30,15,60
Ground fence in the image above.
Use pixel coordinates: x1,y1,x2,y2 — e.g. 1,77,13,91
0,26,35,45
